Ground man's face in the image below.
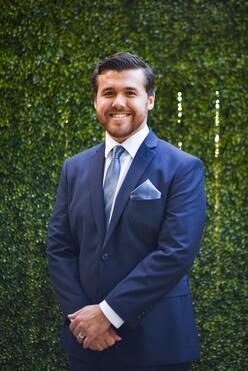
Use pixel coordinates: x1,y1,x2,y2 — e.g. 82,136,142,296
94,69,155,142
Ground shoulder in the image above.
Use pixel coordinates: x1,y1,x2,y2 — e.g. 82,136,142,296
156,137,204,170
64,143,103,166
59,143,104,180
154,138,205,191
68,142,103,161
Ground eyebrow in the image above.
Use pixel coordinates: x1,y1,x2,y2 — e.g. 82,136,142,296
101,86,138,93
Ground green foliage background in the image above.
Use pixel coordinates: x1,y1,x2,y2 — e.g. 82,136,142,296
0,1,247,370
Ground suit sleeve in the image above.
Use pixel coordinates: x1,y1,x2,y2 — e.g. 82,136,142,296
104,157,206,328
46,160,90,318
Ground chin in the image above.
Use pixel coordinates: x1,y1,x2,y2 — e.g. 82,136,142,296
110,131,130,140
107,123,132,137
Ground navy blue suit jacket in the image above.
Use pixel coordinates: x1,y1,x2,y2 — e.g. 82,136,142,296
47,130,206,366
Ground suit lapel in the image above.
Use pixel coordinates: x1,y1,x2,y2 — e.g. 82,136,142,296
88,143,106,243
103,131,158,249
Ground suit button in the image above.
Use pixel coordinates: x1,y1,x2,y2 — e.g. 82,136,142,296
102,253,109,261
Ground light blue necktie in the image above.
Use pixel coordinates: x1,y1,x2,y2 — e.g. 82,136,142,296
104,145,125,226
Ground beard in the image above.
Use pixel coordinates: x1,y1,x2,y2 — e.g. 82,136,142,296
97,111,147,142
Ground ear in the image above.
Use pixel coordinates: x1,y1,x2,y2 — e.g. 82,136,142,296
94,97,97,109
147,92,155,111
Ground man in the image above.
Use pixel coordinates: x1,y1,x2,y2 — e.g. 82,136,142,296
47,52,206,371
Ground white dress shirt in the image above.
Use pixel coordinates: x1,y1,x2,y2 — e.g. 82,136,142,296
99,124,149,328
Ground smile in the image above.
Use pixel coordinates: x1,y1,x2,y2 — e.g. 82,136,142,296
109,113,131,119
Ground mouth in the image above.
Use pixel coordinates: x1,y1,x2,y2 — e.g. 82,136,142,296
109,112,132,120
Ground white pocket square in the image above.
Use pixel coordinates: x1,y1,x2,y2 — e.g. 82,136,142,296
130,179,161,200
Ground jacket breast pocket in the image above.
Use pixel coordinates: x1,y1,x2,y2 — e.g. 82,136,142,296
125,197,165,240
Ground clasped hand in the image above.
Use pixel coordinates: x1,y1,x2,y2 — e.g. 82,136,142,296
68,304,121,351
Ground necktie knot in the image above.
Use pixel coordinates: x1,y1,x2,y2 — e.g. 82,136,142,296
112,145,125,159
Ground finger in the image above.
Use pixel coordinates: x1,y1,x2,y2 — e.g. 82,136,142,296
92,340,106,351
87,334,112,351
104,332,116,345
83,336,93,349
70,319,87,338
69,321,76,332
68,308,82,319
69,320,85,339
83,339,94,350
69,320,78,334
77,333,86,344
99,331,116,348
99,335,111,348
105,337,115,347
84,336,106,351
91,344,104,351
96,339,108,349
109,328,122,341
87,344,99,351
113,334,122,341
69,316,81,332
74,326,86,339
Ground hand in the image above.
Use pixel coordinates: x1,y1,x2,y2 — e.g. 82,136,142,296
83,327,122,351
68,304,111,344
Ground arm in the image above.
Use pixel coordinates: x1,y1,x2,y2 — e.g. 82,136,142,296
47,160,121,350
105,157,206,328
46,160,90,317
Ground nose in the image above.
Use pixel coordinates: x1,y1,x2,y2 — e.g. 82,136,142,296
112,94,126,110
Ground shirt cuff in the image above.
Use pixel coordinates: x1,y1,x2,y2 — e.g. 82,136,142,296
99,300,124,329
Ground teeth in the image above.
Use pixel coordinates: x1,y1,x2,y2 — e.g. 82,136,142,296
111,114,130,119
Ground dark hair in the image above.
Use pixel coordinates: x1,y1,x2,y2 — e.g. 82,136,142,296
92,52,155,96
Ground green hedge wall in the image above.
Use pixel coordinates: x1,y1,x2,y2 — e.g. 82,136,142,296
1,1,247,370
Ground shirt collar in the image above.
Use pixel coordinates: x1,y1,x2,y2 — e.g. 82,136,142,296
105,125,149,159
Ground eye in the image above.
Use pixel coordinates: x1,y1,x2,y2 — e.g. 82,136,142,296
103,91,114,97
126,91,136,97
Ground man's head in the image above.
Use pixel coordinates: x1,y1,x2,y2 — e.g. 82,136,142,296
92,52,155,97
92,52,156,142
